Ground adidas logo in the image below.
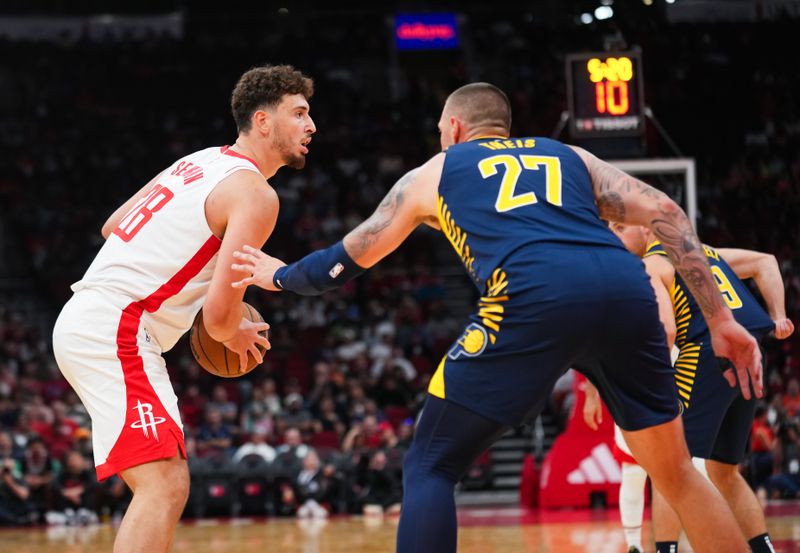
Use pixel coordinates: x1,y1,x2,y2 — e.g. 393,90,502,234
566,443,622,484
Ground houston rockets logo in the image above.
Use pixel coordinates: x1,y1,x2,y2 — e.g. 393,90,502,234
448,323,488,360
130,400,166,440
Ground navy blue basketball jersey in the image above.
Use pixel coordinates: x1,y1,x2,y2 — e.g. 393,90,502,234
437,137,624,294
644,241,774,348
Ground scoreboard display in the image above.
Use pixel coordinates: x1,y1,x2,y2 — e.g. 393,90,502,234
566,52,645,139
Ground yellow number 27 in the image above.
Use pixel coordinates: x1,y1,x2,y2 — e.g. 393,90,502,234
478,154,563,213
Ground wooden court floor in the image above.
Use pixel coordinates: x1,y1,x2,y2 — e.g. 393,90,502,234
2,504,799,552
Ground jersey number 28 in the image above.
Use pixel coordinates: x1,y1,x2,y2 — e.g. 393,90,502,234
478,154,562,213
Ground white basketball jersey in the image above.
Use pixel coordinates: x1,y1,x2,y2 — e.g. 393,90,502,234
72,146,261,351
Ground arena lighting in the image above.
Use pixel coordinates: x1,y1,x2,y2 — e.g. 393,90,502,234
643,0,653,5
594,6,614,20
580,12,594,24
666,0,676,3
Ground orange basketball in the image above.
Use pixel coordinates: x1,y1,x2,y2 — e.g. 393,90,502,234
189,302,267,378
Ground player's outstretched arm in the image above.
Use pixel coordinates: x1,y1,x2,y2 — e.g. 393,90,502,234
230,154,443,294
717,247,795,339
571,146,762,399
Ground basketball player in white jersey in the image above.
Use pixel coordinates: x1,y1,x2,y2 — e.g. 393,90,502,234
52,65,315,553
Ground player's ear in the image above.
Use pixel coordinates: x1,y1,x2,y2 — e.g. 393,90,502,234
252,109,271,136
450,115,461,144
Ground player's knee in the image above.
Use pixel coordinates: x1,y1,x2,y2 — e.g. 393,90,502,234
133,461,190,517
649,456,696,498
706,460,739,490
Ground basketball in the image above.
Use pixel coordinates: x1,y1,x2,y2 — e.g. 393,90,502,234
189,302,267,377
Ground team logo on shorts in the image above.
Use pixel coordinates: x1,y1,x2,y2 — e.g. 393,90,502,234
448,323,488,360
130,400,166,441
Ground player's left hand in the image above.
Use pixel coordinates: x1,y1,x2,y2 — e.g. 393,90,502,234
710,317,762,400
773,318,795,340
231,245,285,291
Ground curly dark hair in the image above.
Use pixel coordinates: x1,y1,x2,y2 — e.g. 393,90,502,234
231,64,314,133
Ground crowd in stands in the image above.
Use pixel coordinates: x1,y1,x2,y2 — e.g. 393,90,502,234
0,7,799,525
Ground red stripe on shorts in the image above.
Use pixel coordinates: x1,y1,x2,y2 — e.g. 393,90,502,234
613,443,639,466
96,235,221,480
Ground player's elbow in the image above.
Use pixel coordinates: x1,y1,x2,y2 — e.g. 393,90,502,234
758,253,779,276
101,223,113,240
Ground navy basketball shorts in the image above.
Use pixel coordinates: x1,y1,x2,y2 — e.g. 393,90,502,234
675,341,759,464
428,245,681,431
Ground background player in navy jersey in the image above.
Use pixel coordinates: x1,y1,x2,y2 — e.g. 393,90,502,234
231,82,763,553
604,223,794,553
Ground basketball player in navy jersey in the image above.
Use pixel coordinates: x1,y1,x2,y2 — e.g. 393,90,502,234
231,83,762,553
608,224,794,553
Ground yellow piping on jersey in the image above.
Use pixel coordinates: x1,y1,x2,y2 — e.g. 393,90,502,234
643,240,668,258
437,196,478,283
672,282,692,348
674,342,701,409
478,268,510,342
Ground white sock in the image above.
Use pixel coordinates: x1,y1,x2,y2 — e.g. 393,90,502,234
620,462,648,549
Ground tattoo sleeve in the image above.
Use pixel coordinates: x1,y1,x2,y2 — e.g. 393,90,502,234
345,168,420,261
578,147,727,322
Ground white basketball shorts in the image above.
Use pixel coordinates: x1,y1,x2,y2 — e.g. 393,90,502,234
53,288,185,480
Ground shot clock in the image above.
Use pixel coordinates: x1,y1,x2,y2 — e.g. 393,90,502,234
566,52,645,139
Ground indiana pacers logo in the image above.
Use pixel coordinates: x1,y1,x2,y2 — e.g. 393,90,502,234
130,400,166,440
448,323,489,360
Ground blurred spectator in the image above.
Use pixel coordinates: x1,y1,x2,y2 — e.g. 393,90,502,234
354,450,401,515
280,393,313,431
232,427,276,464
371,347,416,382
273,427,311,479
260,379,283,416
206,385,238,425
46,450,97,525
21,436,58,518
295,450,339,518
784,378,800,419
196,408,234,458
240,385,275,438
0,431,33,525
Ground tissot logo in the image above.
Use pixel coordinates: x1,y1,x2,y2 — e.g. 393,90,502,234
130,400,166,440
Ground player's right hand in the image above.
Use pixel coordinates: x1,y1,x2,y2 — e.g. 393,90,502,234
223,317,271,371
773,318,795,340
231,245,286,291
709,317,762,400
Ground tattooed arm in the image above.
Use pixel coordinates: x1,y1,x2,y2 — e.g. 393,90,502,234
571,145,726,320
229,154,442,292
571,145,763,399
343,153,442,267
